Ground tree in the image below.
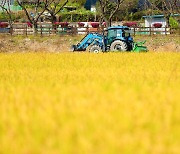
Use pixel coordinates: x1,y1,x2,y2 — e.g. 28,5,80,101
0,0,13,34
148,0,180,26
69,0,86,7
16,0,50,33
116,0,139,21
98,0,125,27
44,0,69,24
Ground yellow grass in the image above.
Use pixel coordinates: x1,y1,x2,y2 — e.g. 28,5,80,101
0,52,180,154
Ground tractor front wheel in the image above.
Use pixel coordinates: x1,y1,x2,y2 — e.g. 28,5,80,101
88,45,102,53
110,40,128,52
70,45,76,52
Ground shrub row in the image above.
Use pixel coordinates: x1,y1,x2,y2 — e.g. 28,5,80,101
123,22,138,27
0,22,8,28
123,22,164,28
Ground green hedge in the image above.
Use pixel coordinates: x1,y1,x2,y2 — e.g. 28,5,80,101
0,12,16,21
169,17,179,28
0,11,27,22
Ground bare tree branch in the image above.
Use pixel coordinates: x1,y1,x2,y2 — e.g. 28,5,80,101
98,0,125,27
16,0,51,33
0,0,13,34
44,0,68,24
147,0,180,27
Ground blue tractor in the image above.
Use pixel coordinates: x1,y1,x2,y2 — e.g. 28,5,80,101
71,26,147,52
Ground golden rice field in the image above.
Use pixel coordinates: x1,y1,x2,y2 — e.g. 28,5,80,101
0,52,180,154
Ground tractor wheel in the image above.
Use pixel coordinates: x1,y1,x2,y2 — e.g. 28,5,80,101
70,45,76,52
110,40,128,52
86,44,93,52
89,45,102,53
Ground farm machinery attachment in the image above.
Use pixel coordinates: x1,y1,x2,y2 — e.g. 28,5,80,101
71,26,147,53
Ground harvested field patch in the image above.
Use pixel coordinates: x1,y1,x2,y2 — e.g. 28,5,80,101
0,34,179,52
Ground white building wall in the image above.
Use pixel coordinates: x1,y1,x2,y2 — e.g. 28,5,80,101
144,17,170,34
145,17,167,27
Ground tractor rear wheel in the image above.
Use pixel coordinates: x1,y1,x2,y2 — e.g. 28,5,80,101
88,45,102,53
110,40,128,52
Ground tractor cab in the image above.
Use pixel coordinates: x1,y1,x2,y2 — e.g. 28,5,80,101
105,26,133,51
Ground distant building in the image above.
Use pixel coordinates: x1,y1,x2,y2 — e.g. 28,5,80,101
143,14,180,27
143,15,167,27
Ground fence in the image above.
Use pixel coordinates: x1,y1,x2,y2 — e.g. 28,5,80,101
12,23,33,35
1,23,180,36
130,27,180,36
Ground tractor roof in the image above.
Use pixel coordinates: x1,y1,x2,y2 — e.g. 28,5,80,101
108,26,129,30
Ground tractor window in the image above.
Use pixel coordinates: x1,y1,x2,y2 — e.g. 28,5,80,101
108,29,117,39
123,29,131,37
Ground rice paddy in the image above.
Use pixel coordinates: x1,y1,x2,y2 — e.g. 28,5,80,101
0,52,179,154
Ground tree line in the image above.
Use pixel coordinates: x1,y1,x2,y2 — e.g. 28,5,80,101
0,0,179,32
